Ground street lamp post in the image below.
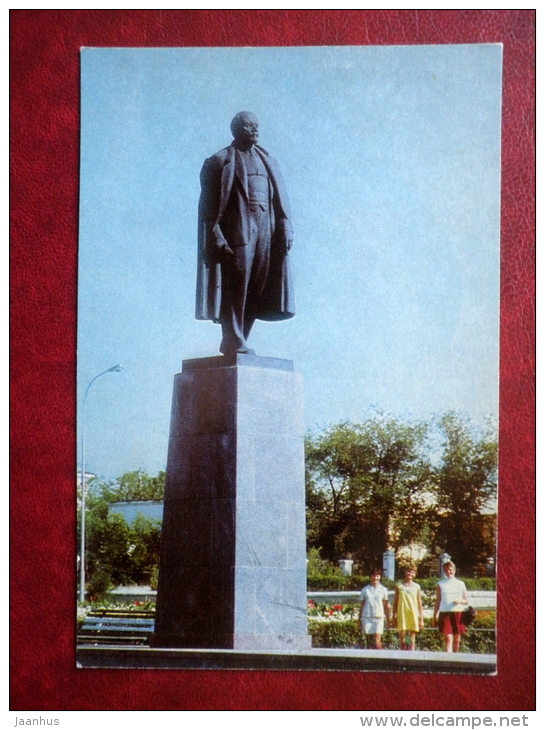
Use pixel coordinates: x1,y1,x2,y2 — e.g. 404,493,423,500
79,364,123,602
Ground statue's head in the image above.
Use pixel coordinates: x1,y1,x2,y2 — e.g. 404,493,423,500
230,111,259,148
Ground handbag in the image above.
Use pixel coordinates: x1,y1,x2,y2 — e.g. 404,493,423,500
461,606,476,626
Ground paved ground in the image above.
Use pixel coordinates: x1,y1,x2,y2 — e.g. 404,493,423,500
77,645,496,674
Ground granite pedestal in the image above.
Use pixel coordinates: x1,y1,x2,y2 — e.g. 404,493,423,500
152,353,311,650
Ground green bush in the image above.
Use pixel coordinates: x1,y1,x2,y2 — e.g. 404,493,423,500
308,623,443,651
308,619,361,648
472,610,495,629
462,577,496,591
308,616,495,653
414,578,440,592
413,629,444,652
417,577,496,592
307,573,397,592
307,574,347,592
405,577,496,592
461,629,496,654
149,564,159,591
86,568,114,602
306,548,335,577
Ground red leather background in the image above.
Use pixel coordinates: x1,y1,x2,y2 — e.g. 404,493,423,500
10,10,535,710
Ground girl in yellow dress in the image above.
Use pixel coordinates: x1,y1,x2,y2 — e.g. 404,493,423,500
392,565,424,650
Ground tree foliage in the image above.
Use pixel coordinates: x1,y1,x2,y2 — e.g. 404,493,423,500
78,413,498,599
306,416,432,568
432,412,498,573
78,470,164,600
305,412,497,574
91,469,165,502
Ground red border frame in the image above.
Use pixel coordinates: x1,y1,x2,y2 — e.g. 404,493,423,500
10,10,535,710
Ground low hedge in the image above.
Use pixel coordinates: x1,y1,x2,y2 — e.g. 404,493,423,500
307,575,496,593
308,616,495,654
307,575,397,592
415,577,496,592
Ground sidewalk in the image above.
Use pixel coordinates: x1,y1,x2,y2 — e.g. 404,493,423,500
77,645,496,674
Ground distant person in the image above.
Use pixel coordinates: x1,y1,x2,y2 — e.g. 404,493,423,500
357,569,390,649
392,565,424,651
432,560,468,652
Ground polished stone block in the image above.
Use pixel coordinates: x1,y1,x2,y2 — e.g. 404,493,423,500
153,354,310,650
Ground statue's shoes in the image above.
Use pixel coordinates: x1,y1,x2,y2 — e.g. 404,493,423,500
220,343,256,356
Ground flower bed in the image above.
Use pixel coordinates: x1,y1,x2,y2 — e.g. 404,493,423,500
307,599,358,620
77,599,495,653
77,600,156,630
307,601,495,653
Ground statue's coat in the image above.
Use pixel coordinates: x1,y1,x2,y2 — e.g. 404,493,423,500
196,144,295,323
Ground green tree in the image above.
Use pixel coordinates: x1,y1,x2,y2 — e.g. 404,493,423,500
432,413,498,573
78,470,165,599
78,489,133,599
128,513,162,584
94,469,165,502
305,416,431,567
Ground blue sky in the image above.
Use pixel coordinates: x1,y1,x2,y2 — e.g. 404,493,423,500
78,45,502,480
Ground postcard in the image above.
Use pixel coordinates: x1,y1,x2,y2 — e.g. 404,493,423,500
76,44,501,674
